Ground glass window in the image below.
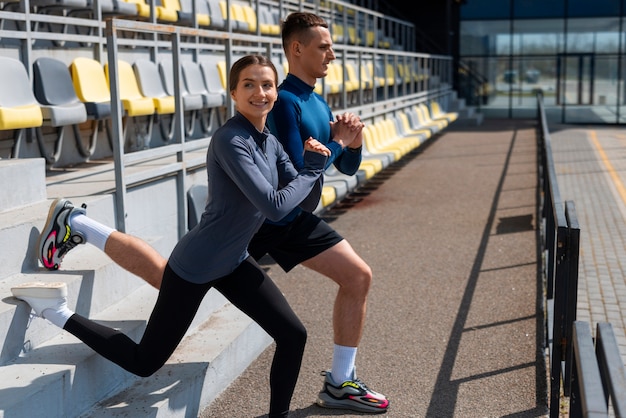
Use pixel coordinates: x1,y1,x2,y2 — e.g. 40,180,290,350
460,20,510,55
513,0,565,18
567,0,620,17
566,18,621,53
512,19,564,55
461,0,511,20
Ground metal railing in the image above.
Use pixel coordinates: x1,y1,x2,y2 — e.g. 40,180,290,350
571,321,626,417
103,17,455,236
538,92,626,417
538,91,580,417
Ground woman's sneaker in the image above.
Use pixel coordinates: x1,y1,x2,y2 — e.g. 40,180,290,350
37,198,86,270
11,281,68,317
316,370,389,413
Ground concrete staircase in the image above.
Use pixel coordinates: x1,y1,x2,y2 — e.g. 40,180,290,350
449,92,484,127
0,158,272,417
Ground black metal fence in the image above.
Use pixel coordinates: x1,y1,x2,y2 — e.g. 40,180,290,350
537,93,626,417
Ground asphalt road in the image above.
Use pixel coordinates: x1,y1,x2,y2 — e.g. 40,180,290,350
200,119,548,418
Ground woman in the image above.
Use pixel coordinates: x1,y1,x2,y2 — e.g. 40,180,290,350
12,55,330,418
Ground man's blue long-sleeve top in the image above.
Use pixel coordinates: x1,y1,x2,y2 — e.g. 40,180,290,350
266,73,362,225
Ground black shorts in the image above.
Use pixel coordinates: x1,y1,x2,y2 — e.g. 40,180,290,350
248,211,344,272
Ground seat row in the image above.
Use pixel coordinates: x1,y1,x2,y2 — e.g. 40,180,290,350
313,100,459,214
0,55,228,165
313,59,431,107
0,0,399,49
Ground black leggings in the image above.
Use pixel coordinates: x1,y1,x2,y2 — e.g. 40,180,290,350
64,258,306,418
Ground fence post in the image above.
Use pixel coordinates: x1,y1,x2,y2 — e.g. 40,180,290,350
563,201,581,395
570,321,608,418
595,322,626,417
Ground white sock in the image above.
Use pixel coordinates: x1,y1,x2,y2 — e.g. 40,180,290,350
42,305,74,328
71,213,115,252
331,344,357,384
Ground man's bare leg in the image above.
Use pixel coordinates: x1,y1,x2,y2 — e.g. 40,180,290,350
301,239,372,348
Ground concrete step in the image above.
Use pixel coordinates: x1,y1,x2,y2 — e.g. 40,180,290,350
0,159,47,213
1,156,272,417
0,278,266,417
81,303,272,418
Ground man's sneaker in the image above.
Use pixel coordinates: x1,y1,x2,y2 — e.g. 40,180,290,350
37,198,86,270
316,371,389,414
11,281,68,317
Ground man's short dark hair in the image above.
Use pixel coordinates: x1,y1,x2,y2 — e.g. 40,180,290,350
281,12,329,51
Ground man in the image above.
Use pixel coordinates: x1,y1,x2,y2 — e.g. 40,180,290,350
246,12,389,414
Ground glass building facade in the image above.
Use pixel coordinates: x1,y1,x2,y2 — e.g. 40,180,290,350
460,0,626,124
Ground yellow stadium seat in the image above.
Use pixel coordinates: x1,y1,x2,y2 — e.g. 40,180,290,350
105,60,155,117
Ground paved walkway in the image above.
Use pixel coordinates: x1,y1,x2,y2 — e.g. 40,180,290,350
549,125,626,361
201,119,549,417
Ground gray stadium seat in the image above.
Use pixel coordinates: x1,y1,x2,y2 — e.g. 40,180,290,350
133,59,177,141
187,183,208,229
160,57,208,136
205,0,224,29
182,60,223,135
33,57,89,161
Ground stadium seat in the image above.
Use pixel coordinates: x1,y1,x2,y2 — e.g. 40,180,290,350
275,59,287,84
69,57,113,152
105,60,155,117
33,57,90,161
68,0,138,24
159,58,209,137
182,60,223,109
239,3,257,33
0,56,44,159
323,174,349,203
377,29,392,48
161,0,193,25
410,104,445,133
30,0,89,46
346,24,361,45
133,59,178,141
121,0,151,19
396,111,432,140
70,57,111,120
153,0,179,23
324,165,360,195
199,57,227,107
219,0,248,32
133,59,176,115
430,100,458,124
363,124,400,163
258,4,279,36
313,185,338,215
331,23,345,44
158,58,205,113
178,0,210,27
205,0,225,29
417,103,448,130
105,59,156,148
215,59,228,90
187,183,208,229
383,118,422,153
181,60,223,134
365,61,385,88
374,59,394,88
